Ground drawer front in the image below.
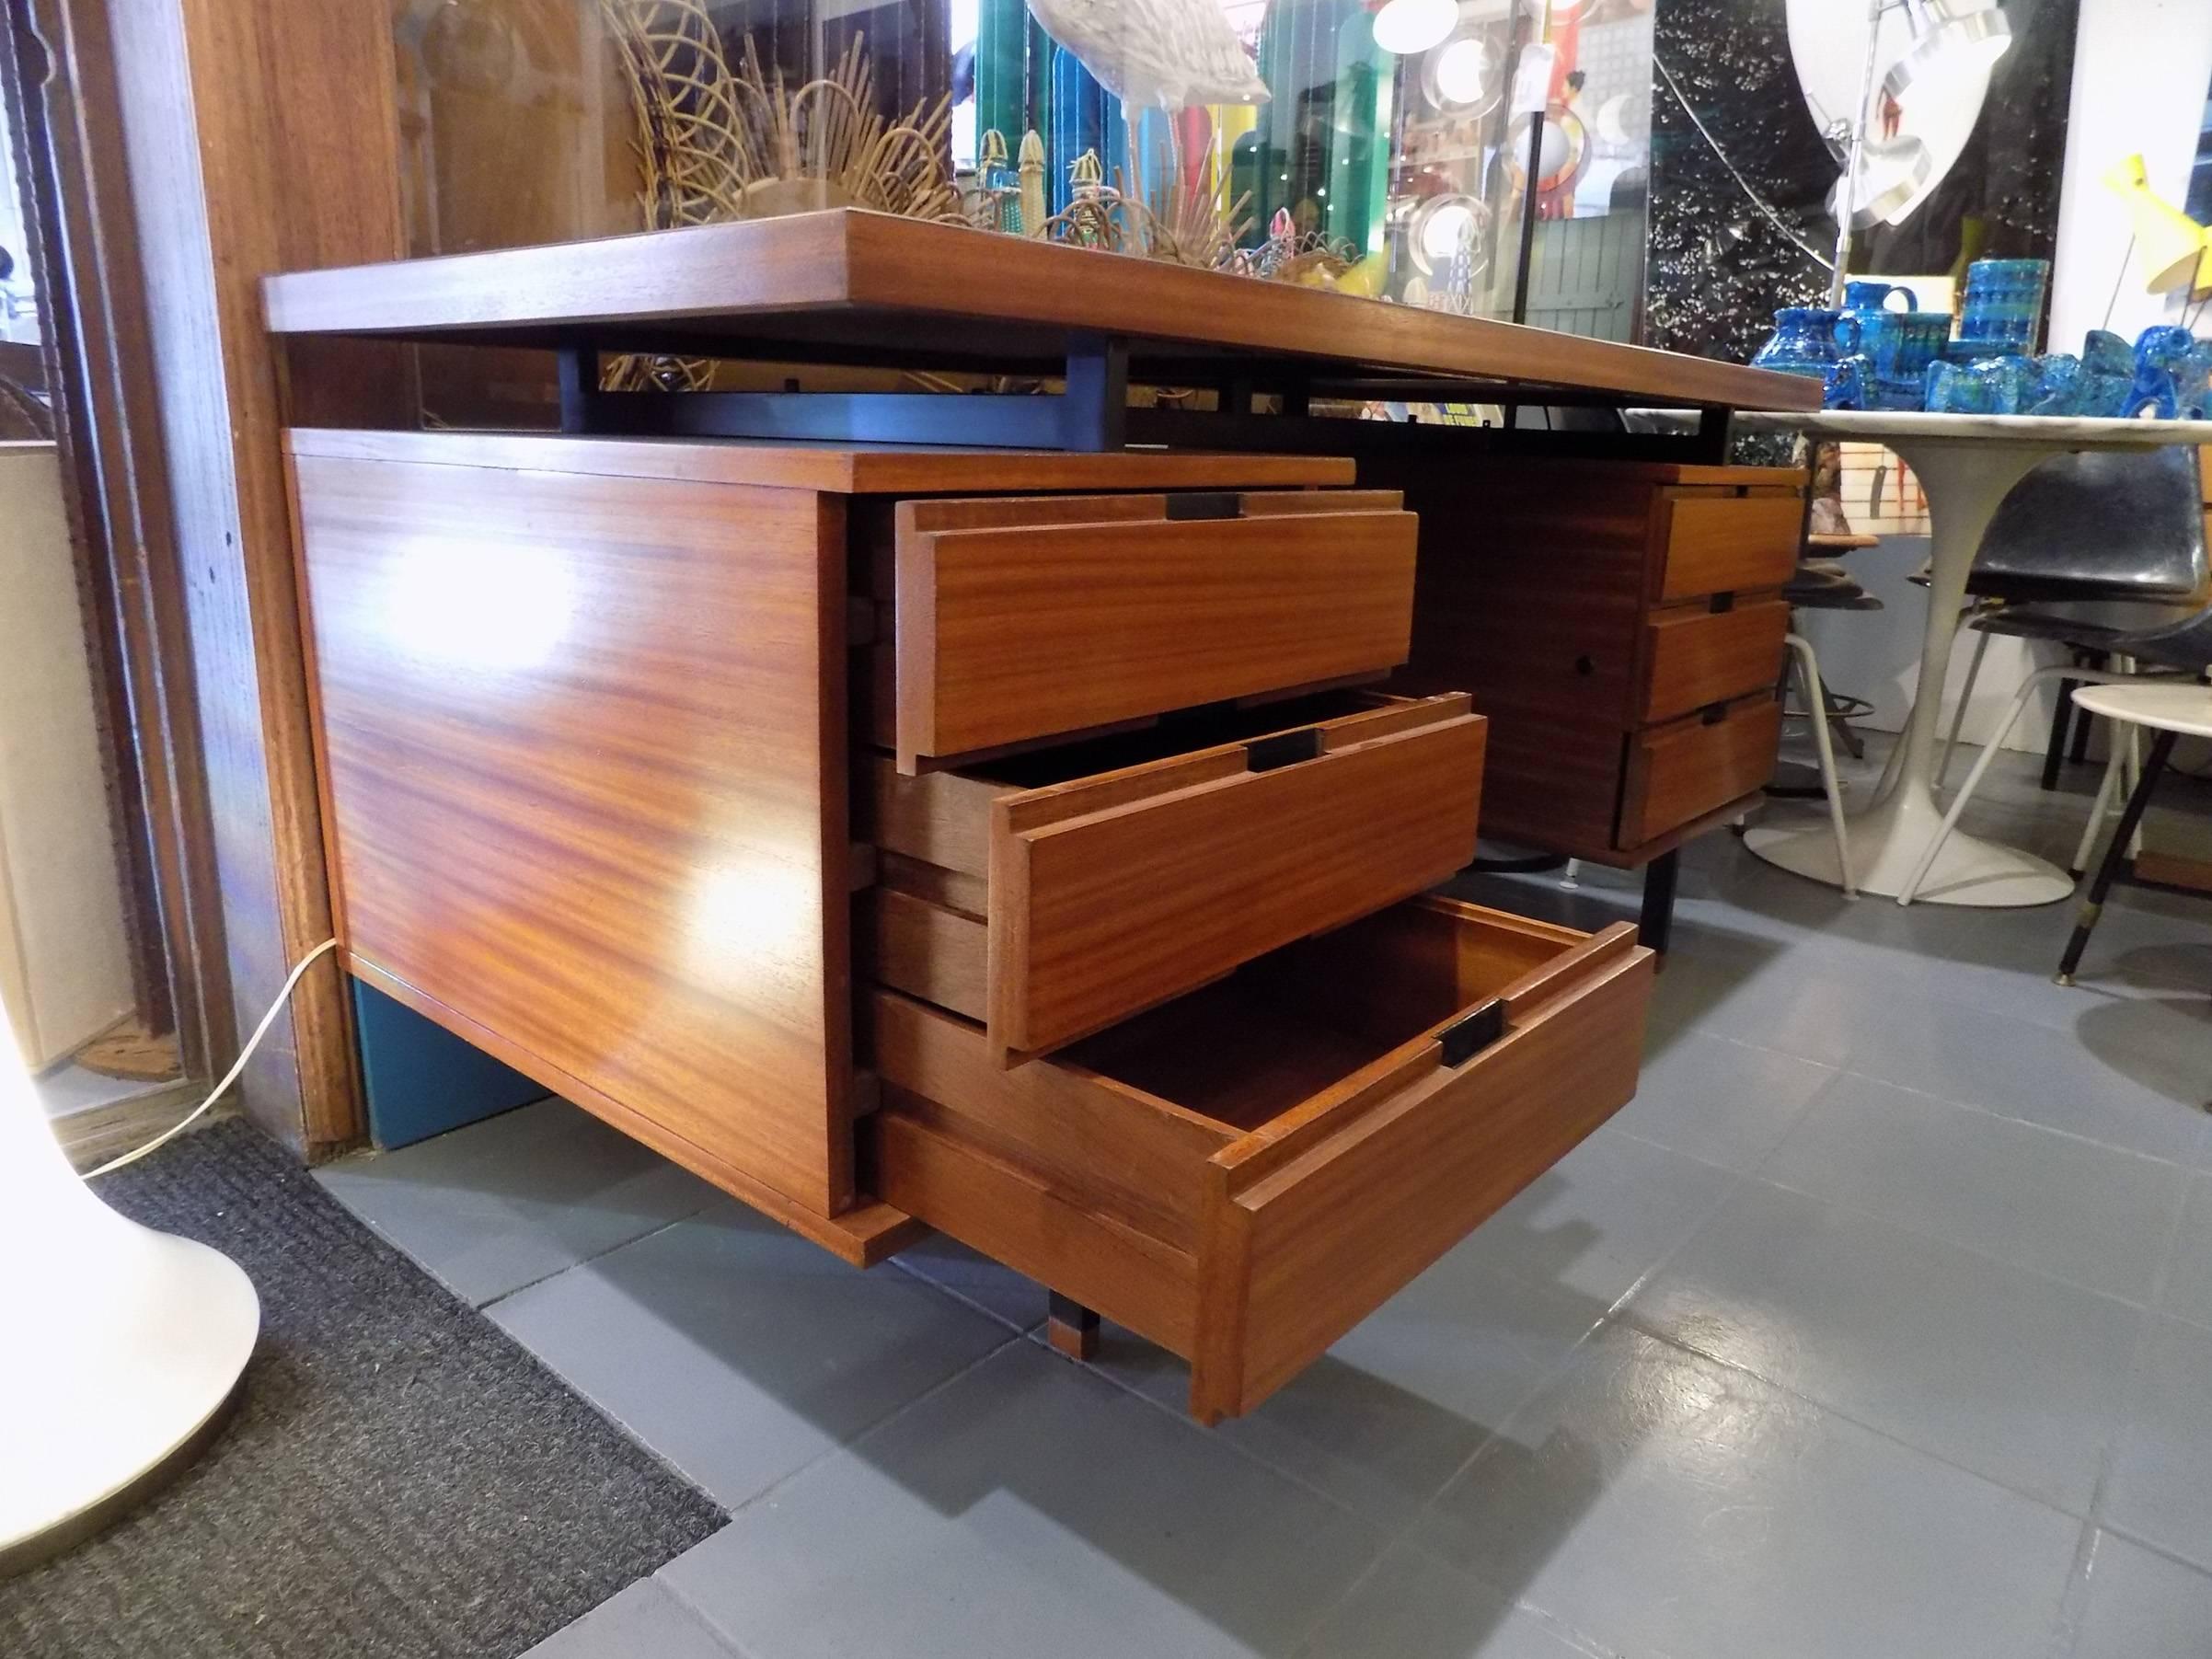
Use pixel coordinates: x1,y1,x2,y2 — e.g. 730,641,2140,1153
994,700,1486,1054
1192,917,1652,1421
1656,493,1802,602
871,898,1653,1422
1641,599,1790,725
894,504,1419,762
1620,692,1782,847
867,696,1488,1056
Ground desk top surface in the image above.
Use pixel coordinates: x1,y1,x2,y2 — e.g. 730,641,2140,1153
263,210,1816,415
281,428,1362,493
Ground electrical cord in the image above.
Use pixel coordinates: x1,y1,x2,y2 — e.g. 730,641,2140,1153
86,937,341,1178
1652,56,1837,275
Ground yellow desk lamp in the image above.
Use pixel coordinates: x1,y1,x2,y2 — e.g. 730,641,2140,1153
2102,153,2212,298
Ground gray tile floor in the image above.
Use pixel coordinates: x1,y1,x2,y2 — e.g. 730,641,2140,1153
317,736,2212,1659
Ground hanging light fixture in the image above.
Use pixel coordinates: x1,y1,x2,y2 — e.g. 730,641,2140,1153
1371,0,1457,57
1830,134,1934,229
1883,0,2012,104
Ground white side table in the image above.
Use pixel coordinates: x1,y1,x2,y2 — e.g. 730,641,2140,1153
1734,412,2212,906
2056,682,2212,983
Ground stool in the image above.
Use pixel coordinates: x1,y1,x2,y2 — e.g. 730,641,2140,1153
2055,682,2212,985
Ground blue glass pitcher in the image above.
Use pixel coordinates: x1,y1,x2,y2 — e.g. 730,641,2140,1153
1752,307,1858,378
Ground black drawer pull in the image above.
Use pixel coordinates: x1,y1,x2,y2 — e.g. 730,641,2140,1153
1165,491,1243,521
1699,702,1731,725
1439,999,1505,1067
1246,728,1323,772
1709,593,1736,615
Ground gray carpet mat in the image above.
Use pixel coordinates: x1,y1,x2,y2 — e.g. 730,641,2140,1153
1,1117,726,1658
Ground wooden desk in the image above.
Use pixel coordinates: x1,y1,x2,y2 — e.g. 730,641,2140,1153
268,213,1813,1420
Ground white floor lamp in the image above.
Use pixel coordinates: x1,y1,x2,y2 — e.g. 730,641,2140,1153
0,1016,259,1574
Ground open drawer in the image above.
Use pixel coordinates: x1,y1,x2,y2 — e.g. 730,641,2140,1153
861,692,1486,1058
868,896,1654,1422
888,490,1420,768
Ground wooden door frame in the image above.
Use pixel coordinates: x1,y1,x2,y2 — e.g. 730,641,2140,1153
1,0,410,1157
3,0,214,1078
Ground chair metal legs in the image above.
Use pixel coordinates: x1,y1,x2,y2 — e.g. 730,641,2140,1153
1784,634,1855,898
1895,662,2143,906
2069,746,2127,878
1939,627,1994,789
2056,728,2178,985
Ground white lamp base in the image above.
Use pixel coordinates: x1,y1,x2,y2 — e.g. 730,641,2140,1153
1,1074,259,1575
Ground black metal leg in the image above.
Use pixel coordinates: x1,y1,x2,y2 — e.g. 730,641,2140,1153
1061,334,1129,452
1046,1292,1100,1362
1639,849,1681,957
557,340,597,433
2042,674,2080,791
2057,728,2177,985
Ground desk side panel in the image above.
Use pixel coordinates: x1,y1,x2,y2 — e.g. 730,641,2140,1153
291,448,852,1215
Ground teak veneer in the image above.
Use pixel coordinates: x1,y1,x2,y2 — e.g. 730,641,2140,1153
263,210,1820,416
285,428,1657,1416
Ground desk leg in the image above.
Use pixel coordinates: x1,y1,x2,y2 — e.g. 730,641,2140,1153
1046,1293,1100,1362
1638,849,1680,956
1745,440,2071,906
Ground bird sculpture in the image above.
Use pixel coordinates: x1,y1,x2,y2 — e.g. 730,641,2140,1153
1022,0,1268,212
1023,0,1269,113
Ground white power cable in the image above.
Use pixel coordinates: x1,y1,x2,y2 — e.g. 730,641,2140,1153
86,938,341,1178
1653,56,1838,276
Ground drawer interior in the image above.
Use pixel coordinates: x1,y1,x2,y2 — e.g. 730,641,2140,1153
1058,899,1572,1132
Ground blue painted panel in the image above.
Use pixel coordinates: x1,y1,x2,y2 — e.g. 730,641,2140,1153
353,979,546,1148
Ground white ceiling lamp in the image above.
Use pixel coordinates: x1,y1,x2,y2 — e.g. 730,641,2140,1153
1373,0,1458,57
1884,0,2011,104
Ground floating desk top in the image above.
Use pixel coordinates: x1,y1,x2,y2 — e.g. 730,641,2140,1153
263,210,1816,414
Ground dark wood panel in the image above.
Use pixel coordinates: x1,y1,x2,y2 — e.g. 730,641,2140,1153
293,450,859,1215
102,0,417,1151
1457,714,1627,857
260,209,1822,413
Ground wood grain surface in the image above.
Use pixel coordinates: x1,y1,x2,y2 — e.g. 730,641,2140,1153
283,428,1355,496
261,210,1821,414
1621,694,1784,847
1655,492,1804,601
992,699,1487,1054
869,897,1652,1422
293,449,860,1217
106,0,414,1150
1191,908,1652,1422
1641,600,1791,724
895,508,1419,762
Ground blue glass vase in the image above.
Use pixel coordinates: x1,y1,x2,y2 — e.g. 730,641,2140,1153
1752,307,1855,378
